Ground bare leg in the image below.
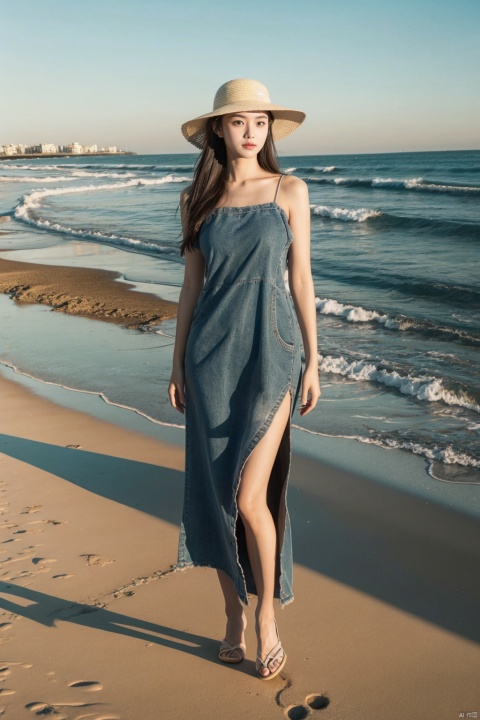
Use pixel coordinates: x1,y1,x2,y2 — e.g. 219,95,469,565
236,390,292,676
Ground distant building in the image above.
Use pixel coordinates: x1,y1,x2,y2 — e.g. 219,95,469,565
0,141,126,156
40,143,58,154
3,144,18,155
62,142,83,154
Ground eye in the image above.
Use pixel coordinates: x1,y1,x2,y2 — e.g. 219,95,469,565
232,120,244,125
257,120,266,126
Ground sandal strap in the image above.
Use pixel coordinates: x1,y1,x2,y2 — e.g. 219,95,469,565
219,640,246,654
256,641,284,669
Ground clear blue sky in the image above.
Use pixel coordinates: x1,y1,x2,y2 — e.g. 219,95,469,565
1,0,479,155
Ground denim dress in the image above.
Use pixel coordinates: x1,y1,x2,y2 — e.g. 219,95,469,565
177,179,303,607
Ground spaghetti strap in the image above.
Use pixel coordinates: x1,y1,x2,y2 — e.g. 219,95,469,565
273,174,284,203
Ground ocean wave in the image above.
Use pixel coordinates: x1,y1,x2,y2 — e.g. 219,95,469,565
372,177,480,193
0,164,67,170
71,162,195,172
285,165,337,174
13,174,191,255
15,173,191,214
1,171,136,182
306,175,480,195
316,297,391,324
314,260,480,308
315,296,480,344
310,203,480,238
291,423,480,472
12,216,179,257
0,175,78,183
76,163,195,171
303,166,337,173
311,204,382,222
70,170,137,179
1,162,194,173
317,352,480,413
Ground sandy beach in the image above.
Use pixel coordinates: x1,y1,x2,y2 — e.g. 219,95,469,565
1,368,479,719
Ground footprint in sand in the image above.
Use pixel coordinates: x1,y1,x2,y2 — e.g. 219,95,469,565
75,716,121,720
66,444,82,449
80,554,115,567
68,680,104,692
52,573,74,580
21,505,43,514
286,694,330,719
26,700,104,716
32,558,57,565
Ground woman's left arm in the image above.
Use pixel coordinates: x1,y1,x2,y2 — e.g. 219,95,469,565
284,176,321,416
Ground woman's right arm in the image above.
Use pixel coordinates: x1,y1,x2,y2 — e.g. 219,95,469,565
168,186,205,414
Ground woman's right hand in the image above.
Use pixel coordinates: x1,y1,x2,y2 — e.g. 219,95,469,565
168,367,186,414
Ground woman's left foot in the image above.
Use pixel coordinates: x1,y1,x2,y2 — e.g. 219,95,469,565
255,618,287,680
218,611,247,664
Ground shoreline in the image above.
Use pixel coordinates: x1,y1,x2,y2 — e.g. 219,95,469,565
0,370,479,718
0,254,178,329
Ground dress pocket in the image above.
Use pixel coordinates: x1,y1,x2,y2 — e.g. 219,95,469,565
271,284,295,351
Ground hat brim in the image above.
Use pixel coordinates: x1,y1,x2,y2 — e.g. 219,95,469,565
181,102,306,150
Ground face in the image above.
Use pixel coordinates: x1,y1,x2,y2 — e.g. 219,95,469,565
214,112,270,157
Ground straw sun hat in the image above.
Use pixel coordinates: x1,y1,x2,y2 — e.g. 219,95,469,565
181,78,305,150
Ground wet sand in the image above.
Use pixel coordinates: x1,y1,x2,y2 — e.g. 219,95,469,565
0,255,178,329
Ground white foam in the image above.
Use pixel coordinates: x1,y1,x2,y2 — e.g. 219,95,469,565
290,424,480,474
317,352,480,413
311,204,382,222
315,297,389,323
0,175,78,183
13,174,191,255
372,177,480,193
15,174,191,218
283,167,296,173
71,170,137,179
0,164,66,170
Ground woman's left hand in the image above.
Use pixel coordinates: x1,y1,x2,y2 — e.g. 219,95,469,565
299,365,321,416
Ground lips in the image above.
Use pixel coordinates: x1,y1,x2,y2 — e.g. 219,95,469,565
242,144,256,149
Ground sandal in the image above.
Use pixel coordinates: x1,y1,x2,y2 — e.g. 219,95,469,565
218,613,247,664
218,639,247,664
256,618,287,680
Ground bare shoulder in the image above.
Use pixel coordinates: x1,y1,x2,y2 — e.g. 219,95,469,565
281,174,308,198
280,175,309,217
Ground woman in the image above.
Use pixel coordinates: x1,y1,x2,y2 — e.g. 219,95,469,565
168,78,320,680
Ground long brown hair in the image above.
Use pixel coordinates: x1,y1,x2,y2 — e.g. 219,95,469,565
179,112,280,256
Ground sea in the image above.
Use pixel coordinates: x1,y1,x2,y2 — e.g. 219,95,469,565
0,150,479,486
